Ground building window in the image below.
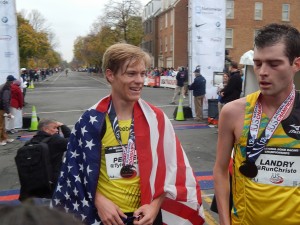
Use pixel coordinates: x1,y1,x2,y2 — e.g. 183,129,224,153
160,38,162,53
254,2,263,20
149,20,152,33
226,0,234,19
170,10,174,26
282,4,290,21
165,36,168,52
170,34,173,51
165,13,168,28
226,28,233,48
160,17,163,30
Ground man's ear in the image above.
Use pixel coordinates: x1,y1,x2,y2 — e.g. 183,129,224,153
105,69,114,83
293,57,300,72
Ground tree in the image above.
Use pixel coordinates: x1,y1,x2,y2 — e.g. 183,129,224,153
17,13,62,68
102,0,143,43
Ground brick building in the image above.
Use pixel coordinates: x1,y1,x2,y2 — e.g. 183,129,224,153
142,0,300,68
142,0,188,69
226,0,300,63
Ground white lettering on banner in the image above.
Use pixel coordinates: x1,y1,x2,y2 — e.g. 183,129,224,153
189,0,225,116
252,147,300,186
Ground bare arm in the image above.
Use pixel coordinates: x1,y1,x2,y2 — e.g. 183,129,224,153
213,99,245,225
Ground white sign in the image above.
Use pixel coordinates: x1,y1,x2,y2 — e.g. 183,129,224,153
189,0,226,117
0,0,20,84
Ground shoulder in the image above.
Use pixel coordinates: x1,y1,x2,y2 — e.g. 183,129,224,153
220,98,246,126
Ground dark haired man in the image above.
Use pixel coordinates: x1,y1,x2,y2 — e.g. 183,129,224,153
214,23,300,225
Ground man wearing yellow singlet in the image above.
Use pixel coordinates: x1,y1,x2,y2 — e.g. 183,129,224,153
214,23,300,225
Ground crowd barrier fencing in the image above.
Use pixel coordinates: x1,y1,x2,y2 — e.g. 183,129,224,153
144,75,176,89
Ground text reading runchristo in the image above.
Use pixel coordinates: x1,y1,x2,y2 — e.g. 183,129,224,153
258,159,297,173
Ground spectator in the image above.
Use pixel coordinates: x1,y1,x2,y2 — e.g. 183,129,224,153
19,119,71,201
217,72,229,114
20,69,28,105
220,61,242,104
0,203,83,225
6,79,23,134
0,75,16,146
188,68,206,122
170,66,186,104
52,43,204,225
214,23,300,225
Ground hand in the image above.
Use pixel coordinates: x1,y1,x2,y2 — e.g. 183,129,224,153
94,192,126,225
133,204,159,225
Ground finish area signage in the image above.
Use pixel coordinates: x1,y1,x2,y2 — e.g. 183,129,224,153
0,0,19,84
188,0,225,115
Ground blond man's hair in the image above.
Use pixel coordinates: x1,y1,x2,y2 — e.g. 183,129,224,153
102,43,151,75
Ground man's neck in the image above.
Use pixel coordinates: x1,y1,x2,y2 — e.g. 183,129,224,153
111,97,134,120
260,87,294,118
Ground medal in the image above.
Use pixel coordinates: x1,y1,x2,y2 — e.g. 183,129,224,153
239,160,258,178
120,165,137,178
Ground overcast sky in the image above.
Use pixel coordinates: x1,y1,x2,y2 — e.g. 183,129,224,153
16,0,150,62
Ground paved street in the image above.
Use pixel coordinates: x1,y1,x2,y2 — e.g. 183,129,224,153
0,71,220,224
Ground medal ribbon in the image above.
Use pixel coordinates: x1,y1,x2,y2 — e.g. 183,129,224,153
108,102,135,167
246,86,295,163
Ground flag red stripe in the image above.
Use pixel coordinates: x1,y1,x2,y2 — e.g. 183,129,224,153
162,198,205,224
153,107,167,198
175,136,188,201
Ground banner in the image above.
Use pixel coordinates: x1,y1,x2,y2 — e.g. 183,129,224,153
189,0,225,117
0,0,20,84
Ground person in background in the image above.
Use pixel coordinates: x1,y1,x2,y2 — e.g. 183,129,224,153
188,67,206,122
0,75,16,146
170,66,186,104
217,72,229,116
20,69,28,105
52,43,204,225
214,23,300,225
6,79,23,134
19,119,71,201
220,61,242,104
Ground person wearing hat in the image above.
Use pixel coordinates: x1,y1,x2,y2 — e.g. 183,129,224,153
0,75,16,145
188,67,206,122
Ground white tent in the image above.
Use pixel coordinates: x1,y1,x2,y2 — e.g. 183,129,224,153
239,50,259,96
239,50,254,65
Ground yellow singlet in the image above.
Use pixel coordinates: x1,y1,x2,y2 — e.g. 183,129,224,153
97,115,140,212
232,91,300,225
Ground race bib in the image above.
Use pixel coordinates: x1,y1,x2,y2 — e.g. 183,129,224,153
253,147,300,186
104,145,139,180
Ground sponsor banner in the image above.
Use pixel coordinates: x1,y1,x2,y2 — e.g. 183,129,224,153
160,76,176,89
189,0,225,115
0,0,19,84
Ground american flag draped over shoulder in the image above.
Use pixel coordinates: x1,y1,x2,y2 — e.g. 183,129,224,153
51,96,205,225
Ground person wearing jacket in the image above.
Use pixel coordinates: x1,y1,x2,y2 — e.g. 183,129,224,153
6,79,23,134
0,75,16,146
19,119,71,201
220,62,242,104
188,68,206,121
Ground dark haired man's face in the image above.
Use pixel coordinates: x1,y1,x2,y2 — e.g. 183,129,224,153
253,42,300,97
